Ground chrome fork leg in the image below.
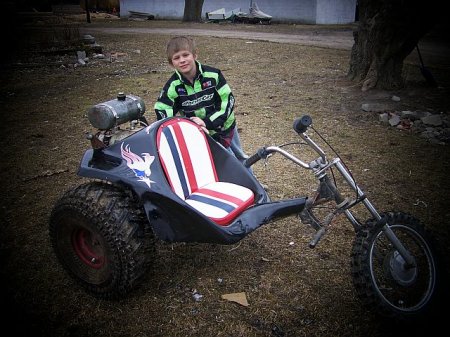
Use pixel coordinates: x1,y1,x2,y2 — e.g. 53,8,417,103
335,161,415,267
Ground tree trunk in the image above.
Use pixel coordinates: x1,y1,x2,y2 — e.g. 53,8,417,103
183,0,204,22
85,0,91,23
348,0,439,91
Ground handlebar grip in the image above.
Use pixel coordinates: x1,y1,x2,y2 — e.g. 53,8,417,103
309,227,326,248
293,115,312,134
243,152,262,168
243,148,267,168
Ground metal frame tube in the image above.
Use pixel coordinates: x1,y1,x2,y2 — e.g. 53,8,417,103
299,133,326,162
265,146,311,169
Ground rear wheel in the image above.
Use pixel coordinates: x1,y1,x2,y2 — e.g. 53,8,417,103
49,181,155,299
351,212,440,320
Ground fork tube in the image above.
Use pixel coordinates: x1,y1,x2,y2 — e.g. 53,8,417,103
334,161,377,208
344,209,361,231
334,161,415,266
381,226,415,266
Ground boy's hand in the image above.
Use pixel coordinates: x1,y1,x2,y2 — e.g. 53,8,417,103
190,117,209,134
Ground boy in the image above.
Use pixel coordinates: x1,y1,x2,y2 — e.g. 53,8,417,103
154,36,248,163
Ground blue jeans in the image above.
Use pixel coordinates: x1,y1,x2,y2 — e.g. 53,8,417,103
226,127,253,174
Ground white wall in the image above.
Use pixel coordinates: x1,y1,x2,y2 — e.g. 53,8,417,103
119,0,357,24
316,0,356,24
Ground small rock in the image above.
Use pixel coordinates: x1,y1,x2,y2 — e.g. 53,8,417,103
400,110,417,120
388,114,401,126
379,112,389,123
361,103,391,112
192,290,203,302
420,130,434,139
361,103,371,112
82,34,95,44
416,111,432,119
421,114,443,126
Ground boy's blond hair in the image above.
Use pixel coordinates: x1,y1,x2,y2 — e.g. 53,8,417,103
166,36,196,63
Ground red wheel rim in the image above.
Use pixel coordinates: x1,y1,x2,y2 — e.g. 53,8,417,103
71,228,105,269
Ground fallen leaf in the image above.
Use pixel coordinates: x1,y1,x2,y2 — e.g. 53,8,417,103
221,292,249,306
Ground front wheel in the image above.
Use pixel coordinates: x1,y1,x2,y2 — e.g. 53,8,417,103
49,181,155,299
351,212,441,320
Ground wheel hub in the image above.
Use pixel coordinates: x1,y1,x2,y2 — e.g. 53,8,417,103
72,228,105,269
387,250,417,286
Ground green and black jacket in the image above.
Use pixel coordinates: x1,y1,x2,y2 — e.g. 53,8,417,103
154,61,236,146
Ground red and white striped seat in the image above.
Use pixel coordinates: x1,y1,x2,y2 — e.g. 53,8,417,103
157,118,254,226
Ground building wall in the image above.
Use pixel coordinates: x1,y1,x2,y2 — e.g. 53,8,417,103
119,0,357,24
316,0,356,24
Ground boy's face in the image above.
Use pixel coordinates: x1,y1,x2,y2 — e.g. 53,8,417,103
170,50,197,78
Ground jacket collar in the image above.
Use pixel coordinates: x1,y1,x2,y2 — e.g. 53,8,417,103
176,61,203,85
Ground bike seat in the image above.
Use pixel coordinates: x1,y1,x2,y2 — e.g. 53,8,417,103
157,118,255,226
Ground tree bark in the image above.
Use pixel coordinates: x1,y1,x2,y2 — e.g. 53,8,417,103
348,0,440,91
183,0,205,22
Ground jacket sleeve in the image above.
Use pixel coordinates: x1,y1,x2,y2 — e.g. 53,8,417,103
154,80,178,120
203,70,235,131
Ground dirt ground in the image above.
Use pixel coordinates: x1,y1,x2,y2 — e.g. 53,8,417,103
1,14,450,337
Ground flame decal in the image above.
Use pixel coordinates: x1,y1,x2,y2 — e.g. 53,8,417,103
121,143,155,187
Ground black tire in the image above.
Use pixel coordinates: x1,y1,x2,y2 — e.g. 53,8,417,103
49,181,155,299
351,211,441,320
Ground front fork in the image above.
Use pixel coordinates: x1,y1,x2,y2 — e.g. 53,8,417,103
304,158,416,267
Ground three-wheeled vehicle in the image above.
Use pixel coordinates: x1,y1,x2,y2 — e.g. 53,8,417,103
50,94,442,321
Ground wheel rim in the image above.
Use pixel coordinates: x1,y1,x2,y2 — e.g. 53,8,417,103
369,224,436,312
71,228,105,269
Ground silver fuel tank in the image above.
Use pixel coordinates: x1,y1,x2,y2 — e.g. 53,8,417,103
87,93,146,130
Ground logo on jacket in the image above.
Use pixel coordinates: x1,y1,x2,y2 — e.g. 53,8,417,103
181,93,214,107
202,80,212,89
121,143,155,187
